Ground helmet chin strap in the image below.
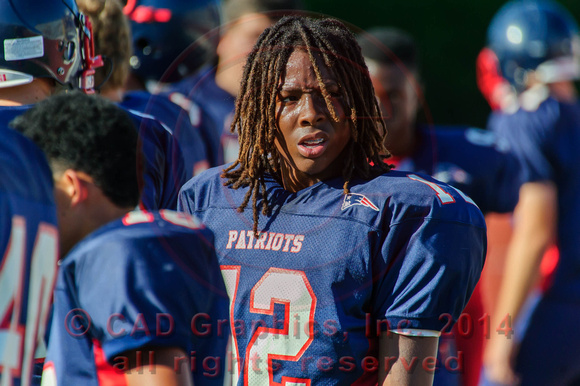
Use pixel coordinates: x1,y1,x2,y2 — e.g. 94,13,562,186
78,12,104,94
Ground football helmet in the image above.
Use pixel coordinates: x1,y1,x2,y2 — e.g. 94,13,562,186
487,0,580,91
124,0,221,84
0,0,103,92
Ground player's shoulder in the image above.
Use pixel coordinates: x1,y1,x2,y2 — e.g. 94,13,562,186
179,164,233,209
0,125,54,204
426,125,510,154
168,66,215,98
0,104,30,123
122,90,174,114
491,96,563,136
181,164,229,192
120,101,174,136
356,170,486,228
65,210,210,265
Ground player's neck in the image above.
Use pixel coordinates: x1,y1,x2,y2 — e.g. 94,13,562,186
100,87,124,103
123,74,146,93
214,63,241,97
549,81,577,103
0,79,54,106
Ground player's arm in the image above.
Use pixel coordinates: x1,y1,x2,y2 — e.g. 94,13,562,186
123,347,193,386
378,331,438,386
484,181,557,383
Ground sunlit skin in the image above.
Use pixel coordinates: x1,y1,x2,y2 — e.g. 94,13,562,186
216,13,274,97
53,170,133,259
274,49,352,192
367,60,420,157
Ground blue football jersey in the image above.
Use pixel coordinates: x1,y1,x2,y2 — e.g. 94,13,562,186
121,91,210,178
118,108,186,210
0,105,29,124
393,125,519,214
0,126,58,386
178,168,486,384
489,97,580,301
168,66,239,166
42,210,229,386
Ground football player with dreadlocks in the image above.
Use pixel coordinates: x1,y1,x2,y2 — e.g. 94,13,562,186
179,16,486,385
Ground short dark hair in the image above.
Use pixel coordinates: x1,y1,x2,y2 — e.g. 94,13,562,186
11,92,140,208
223,16,390,232
356,27,419,73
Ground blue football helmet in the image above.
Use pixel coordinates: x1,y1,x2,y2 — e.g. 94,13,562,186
0,0,103,92
487,0,580,91
124,0,221,84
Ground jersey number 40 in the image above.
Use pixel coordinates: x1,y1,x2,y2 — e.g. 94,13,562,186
0,216,58,386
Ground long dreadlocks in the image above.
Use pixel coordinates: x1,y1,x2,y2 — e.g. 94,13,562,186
222,16,392,232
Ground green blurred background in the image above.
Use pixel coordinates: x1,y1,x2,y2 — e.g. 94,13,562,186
302,0,580,128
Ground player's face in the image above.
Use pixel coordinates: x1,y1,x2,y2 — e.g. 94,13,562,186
217,13,273,95
274,49,352,192
368,61,419,156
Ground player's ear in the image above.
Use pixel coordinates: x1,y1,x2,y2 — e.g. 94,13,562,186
60,169,90,207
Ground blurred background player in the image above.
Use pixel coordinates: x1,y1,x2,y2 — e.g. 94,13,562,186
168,0,304,166
481,1,580,384
179,15,486,385
0,127,58,385
357,27,518,386
122,0,221,174
77,0,209,179
0,0,185,210
12,92,229,386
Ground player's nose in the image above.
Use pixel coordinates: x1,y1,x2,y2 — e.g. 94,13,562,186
299,94,326,127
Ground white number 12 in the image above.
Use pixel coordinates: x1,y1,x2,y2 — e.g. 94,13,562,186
221,267,316,386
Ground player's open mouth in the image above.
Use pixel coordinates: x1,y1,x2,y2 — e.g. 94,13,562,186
298,135,328,158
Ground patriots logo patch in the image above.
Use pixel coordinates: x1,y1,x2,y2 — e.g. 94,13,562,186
341,193,379,211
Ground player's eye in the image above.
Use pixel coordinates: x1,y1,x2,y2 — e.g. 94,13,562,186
279,93,299,103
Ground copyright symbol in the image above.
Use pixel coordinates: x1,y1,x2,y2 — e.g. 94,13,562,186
64,308,92,337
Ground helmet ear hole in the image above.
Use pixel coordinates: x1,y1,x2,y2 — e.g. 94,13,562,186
64,42,76,62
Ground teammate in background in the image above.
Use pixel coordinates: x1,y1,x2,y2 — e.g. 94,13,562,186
122,0,220,175
356,27,518,386
76,0,201,192
0,0,185,211
481,1,580,384
475,14,561,361
11,92,229,386
0,2,97,383
0,129,58,385
0,0,101,114
178,16,486,385
168,0,303,166
475,47,518,114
